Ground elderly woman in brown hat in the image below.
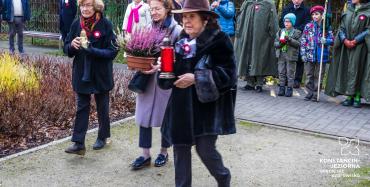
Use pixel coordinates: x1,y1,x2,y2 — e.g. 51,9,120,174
158,0,237,186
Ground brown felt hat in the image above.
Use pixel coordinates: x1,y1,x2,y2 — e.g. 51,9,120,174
172,0,219,18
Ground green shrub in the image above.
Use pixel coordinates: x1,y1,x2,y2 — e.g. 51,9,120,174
0,53,39,96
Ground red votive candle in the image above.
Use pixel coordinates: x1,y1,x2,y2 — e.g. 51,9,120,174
160,47,174,72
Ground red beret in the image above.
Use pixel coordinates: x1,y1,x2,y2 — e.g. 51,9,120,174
310,5,325,15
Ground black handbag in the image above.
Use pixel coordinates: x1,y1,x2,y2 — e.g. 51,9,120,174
128,72,152,93
194,55,220,103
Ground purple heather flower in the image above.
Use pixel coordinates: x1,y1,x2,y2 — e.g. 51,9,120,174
123,28,165,57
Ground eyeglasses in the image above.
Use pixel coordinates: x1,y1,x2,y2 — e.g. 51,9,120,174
80,4,94,9
150,7,164,12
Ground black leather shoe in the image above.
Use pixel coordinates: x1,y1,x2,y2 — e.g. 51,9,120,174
255,86,263,92
353,100,361,108
304,93,313,101
131,156,151,170
154,154,168,167
65,143,86,155
293,80,301,88
285,87,293,97
311,94,318,102
243,85,255,90
93,139,106,150
277,86,285,96
342,98,354,106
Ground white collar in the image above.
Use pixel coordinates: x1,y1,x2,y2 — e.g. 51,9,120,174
132,1,144,8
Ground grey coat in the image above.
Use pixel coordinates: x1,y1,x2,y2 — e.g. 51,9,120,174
274,28,302,62
135,16,182,128
234,0,279,77
325,3,370,101
135,72,172,127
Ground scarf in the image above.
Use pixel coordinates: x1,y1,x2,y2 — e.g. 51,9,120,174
126,4,143,33
80,13,101,82
80,12,101,37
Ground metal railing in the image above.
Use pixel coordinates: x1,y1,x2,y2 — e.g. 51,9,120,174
1,0,128,34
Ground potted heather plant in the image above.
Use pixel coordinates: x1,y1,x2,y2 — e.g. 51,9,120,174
117,28,166,71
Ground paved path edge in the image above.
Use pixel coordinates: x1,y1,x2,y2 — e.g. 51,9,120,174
0,116,135,163
237,117,370,146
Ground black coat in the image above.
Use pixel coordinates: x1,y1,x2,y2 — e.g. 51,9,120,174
59,0,77,41
279,2,310,31
158,28,237,145
64,16,118,94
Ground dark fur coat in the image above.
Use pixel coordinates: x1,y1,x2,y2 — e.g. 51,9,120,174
158,28,237,145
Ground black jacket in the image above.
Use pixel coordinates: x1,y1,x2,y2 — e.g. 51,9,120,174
59,0,77,40
158,28,237,145
64,16,118,94
279,2,310,31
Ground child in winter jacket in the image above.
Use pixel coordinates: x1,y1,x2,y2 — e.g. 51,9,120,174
300,5,334,101
275,13,302,97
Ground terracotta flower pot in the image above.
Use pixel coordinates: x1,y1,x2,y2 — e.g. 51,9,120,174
126,55,156,71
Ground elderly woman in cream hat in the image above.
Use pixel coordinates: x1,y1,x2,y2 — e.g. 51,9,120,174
64,0,118,155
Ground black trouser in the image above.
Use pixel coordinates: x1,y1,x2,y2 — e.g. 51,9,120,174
8,17,25,53
139,126,171,148
71,93,110,144
173,135,231,187
294,56,304,83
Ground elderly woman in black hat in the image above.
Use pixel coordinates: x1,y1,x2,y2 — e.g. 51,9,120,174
158,0,237,186
63,0,118,155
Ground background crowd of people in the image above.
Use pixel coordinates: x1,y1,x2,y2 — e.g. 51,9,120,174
235,0,370,109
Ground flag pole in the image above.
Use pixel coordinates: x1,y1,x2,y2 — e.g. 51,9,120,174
317,0,329,102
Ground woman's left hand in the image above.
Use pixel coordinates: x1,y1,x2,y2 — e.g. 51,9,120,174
174,73,195,88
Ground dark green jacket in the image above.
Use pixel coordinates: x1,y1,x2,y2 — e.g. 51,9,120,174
274,28,302,62
325,3,370,101
234,0,278,77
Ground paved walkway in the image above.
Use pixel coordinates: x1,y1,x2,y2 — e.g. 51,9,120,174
0,40,59,55
236,80,370,143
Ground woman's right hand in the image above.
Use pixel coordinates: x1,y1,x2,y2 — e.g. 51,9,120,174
141,64,160,74
141,57,164,74
71,37,82,50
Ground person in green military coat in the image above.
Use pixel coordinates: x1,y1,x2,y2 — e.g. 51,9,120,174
234,0,279,92
325,0,370,108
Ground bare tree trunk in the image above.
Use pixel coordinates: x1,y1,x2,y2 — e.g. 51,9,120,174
276,0,282,14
